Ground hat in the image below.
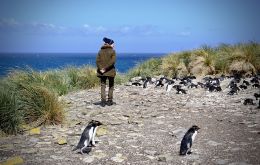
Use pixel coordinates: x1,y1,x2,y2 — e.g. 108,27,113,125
103,37,114,45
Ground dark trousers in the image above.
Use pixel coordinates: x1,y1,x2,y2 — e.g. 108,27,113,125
100,76,114,101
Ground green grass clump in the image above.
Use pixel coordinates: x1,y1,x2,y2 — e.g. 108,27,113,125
161,53,180,77
126,58,162,79
18,84,64,125
42,71,70,96
130,42,260,77
0,81,22,134
0,64,127,134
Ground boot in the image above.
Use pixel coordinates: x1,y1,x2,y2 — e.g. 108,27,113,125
107,100,113,106
100,100,106,107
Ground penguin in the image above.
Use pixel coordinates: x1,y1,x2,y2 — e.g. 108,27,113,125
166,80,174,93
252,84,260,88
254,93,260,100
180,125,200,156
243,98,254,105
243,80,250,86
132,82,142,86
155,78,164,87
258,100,260,109
143,77,151,88
239,84,247,90
73,120,103,154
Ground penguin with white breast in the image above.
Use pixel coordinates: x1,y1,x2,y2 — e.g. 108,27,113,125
180,125,200,156
166,80,175,93
73,120,103,154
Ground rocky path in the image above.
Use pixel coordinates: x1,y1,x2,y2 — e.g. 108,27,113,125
0,80,260,165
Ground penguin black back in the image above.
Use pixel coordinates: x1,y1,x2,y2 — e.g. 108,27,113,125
73,120,102,154
180,125,200,156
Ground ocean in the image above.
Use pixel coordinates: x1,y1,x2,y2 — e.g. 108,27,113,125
0,53,165,77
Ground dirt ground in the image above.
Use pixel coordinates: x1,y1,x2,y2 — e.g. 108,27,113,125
0,78,259,165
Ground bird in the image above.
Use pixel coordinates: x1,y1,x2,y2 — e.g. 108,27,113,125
180,125,200,156
166,80,174,93
73,120,102,154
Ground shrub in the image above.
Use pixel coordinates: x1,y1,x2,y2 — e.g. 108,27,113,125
127,58,162,79
43,71,70,95
76,66,99,89
0,81,22,134
161,54,179,77
18,84,64,125
66,66,80,88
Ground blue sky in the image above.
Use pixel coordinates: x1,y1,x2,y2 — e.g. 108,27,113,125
0,0,259,53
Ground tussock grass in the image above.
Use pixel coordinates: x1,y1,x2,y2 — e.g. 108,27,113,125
1,42,259,134
126,42,260,79
0,80,22,134
126,58,162,78
0,65,116,134
161,53,180,77
18,84,64,125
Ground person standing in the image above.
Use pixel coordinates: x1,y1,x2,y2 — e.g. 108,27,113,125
96,37,116,107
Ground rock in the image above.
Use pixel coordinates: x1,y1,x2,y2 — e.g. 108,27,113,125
207,140,222,146
83,156,95,163
111,153,126,163
157,153,173,162
0,144,14,150
1,156,24,165
57,137,67,145
29,137,40,144
169,128,186,139
96,126,107,136
29,127,41,135
36,141,52,145
228,162,251,165
50,155,65,160
21,148,38,154
93,150,107,159
215,159,229,165
144,150,158,156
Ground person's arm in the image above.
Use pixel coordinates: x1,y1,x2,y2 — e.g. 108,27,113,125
96,52,102,70
104,50,116,71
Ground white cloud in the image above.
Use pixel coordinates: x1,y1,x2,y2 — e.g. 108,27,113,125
0,18,19,27
176,31,191,37
0,18,162,37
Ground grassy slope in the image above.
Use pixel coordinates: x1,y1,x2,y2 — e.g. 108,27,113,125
1,42,259,135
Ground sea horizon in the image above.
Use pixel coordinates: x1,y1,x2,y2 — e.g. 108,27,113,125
0,52,166,77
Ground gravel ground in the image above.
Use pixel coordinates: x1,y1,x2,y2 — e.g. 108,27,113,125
0,78,259,165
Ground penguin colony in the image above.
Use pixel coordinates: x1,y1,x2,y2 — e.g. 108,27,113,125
74,73,259,156
131,73,260,108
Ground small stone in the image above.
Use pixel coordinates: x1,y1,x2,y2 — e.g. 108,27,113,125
57,137,67,145
29,137,40,144
96,126,107,137
146,155,156,160
93,150,107,159
111,153,126,163
1,156,24,165
144,150,158,156
83,156,95,163
29,127,41,135
216,159,229,165
36,141,52,145
0,144,14,150
50,155,65,160
21,148,38,154
207,140,222,146
157,153,173,162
